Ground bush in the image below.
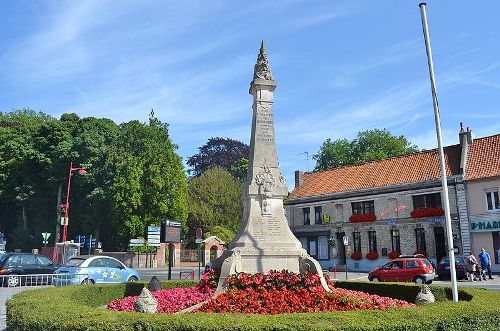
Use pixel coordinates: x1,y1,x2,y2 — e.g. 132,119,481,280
7,280,500,330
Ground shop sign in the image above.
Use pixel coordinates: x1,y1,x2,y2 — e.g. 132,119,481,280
427,217,445,223
470,220,500,232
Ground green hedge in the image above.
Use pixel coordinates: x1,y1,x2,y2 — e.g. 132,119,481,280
7,280,500,331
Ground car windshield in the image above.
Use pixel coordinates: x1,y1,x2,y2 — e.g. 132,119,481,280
65,258,86,267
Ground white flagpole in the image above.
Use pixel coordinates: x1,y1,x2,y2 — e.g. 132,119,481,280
419,2,459,302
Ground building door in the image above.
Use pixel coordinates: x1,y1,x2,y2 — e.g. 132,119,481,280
434,227,446,263
493,232,500,265
336,232,346,265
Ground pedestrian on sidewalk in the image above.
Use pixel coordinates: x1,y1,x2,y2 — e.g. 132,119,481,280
478,248,494,280
464,251,478,282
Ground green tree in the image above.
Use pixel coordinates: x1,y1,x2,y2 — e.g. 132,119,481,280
206,225,235,245
109,112,188,249
187,167,242,244
313,129,419,170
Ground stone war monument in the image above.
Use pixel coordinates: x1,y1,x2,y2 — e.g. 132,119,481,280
213,42,329,293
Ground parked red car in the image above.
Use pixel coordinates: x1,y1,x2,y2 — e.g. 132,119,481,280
368,255,435,284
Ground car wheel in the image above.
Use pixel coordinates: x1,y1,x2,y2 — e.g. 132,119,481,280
426,280,433,284
370,276,381,282
81,278,94,285
7,275,21,287
128,276,138,282
414,276,425,284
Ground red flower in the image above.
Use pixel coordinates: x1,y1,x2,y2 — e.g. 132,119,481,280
351,252,363,260
349,214,377,223
365,252,379,260
410,208,444,218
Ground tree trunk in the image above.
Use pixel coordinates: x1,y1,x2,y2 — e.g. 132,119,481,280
22,204,27,231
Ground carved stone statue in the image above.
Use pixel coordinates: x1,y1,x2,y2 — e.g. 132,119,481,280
134,287,158,313
415,285,435,305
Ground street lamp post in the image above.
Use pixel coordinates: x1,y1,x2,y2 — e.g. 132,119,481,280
61,161,88,243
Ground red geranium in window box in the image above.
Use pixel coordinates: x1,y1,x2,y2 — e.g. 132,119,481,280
388,250,401,260
414,249,428,257
366,252,379,260
410,208,444,218
351,251,363,260
349,213,377,223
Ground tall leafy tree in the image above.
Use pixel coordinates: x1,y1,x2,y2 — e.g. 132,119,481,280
314,129,419,170
187,137,249,178
109,112,188,249
187,167,242,244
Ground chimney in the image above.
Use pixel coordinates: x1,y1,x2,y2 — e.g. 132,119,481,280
294,170,304,188
459,122,474,175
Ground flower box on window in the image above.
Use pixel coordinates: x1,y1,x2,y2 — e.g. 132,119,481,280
388,250,401,260
349,213,377,223
366,252,379,260
351,251,363,260
410,207,444,218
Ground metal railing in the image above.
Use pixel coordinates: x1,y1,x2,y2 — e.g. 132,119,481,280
0,273,89,316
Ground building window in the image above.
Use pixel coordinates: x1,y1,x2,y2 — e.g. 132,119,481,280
368,231,377,253
314,206,322,224
391,229,401,253
308,238,317,257
412,193,442,209
415,228,426,251
485,189,500,211
318,236,329,260
303,207,310,225
353,231,361,253
351,200,375,215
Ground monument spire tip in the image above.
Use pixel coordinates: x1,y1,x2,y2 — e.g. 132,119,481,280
253,40,273,81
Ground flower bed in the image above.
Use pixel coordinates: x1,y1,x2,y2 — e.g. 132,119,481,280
410,207,444,218
107,270,414,315
196,270,414,314
365,252,379,260
349,213,376,223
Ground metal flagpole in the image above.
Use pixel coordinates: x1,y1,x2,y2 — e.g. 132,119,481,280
419,2,458,302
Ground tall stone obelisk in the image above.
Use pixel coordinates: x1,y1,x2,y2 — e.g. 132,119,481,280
214,42,329,293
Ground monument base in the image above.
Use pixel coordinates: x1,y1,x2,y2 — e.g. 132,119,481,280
212,248,331,294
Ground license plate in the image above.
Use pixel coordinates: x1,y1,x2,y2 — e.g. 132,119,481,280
445,266,450,269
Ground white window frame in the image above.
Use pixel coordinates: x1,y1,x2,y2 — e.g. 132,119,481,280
485,189,500,211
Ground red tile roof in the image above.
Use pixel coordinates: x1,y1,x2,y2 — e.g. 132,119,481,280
465,134,500,181
289,145,462,199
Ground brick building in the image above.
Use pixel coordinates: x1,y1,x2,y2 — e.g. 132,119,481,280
286,126,483,272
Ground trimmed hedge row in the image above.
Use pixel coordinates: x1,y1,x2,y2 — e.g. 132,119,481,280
7,280,500,331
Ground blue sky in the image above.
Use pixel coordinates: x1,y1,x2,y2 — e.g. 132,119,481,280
1,1,499,189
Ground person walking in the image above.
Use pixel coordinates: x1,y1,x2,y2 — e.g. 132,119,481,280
478,248,494,280
464,251,478,282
